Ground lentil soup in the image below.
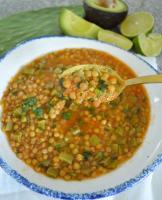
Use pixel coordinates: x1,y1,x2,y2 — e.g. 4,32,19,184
1,48,150,181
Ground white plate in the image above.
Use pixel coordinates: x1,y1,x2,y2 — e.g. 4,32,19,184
0,36,162,199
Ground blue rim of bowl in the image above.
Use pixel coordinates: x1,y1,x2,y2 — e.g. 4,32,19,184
0,35,161,199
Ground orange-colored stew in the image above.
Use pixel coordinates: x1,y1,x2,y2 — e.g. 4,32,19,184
1,48,150,180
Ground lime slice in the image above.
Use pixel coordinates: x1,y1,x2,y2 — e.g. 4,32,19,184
120,11,154,38
133,33,162,56
59,8,101,39
98,29,133,50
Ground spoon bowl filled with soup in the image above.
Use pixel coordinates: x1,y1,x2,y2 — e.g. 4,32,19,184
0,37,162,199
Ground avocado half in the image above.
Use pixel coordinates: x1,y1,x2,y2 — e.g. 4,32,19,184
84,0,128,29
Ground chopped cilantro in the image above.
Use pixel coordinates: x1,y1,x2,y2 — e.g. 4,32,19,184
62,111,72,120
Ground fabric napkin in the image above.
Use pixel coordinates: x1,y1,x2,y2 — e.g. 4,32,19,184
0,56,161,200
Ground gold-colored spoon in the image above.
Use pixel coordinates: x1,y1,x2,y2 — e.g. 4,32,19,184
61,64,162,102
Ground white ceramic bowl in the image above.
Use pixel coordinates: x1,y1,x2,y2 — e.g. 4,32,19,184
0,36,162,200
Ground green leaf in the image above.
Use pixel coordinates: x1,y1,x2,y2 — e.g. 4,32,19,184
86,106,95,115
98,80,107,92
95,152,104,160
33,107,44,118
59,78,65,88
62,111,72,120
111,144,119,153
82,151,92,160
54,142,65,151
90,135,100,146
108,160,118,169
0,6,83,56
59,152,73,164
130,95,137,103
21,116,27,123
46,167,58,178
14,132,23,142
116,127,124,136
13,107,23,116
95,88,103,97
123,106,130,114
78,119,85,126
38,120,46,130
22,97,37,112
39,160,50,167
5,120,13,131
23,68,35,75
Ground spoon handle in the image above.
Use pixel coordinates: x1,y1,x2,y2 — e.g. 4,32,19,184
125,74,162,86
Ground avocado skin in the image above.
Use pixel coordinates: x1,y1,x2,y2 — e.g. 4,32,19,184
84,2,128,29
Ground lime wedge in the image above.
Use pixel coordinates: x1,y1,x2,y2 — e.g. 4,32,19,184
98,29,133,50
59,8,101,39
120,11,154,38
133,33,162,56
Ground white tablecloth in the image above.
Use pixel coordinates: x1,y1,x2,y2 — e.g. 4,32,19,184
0,56,161,200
